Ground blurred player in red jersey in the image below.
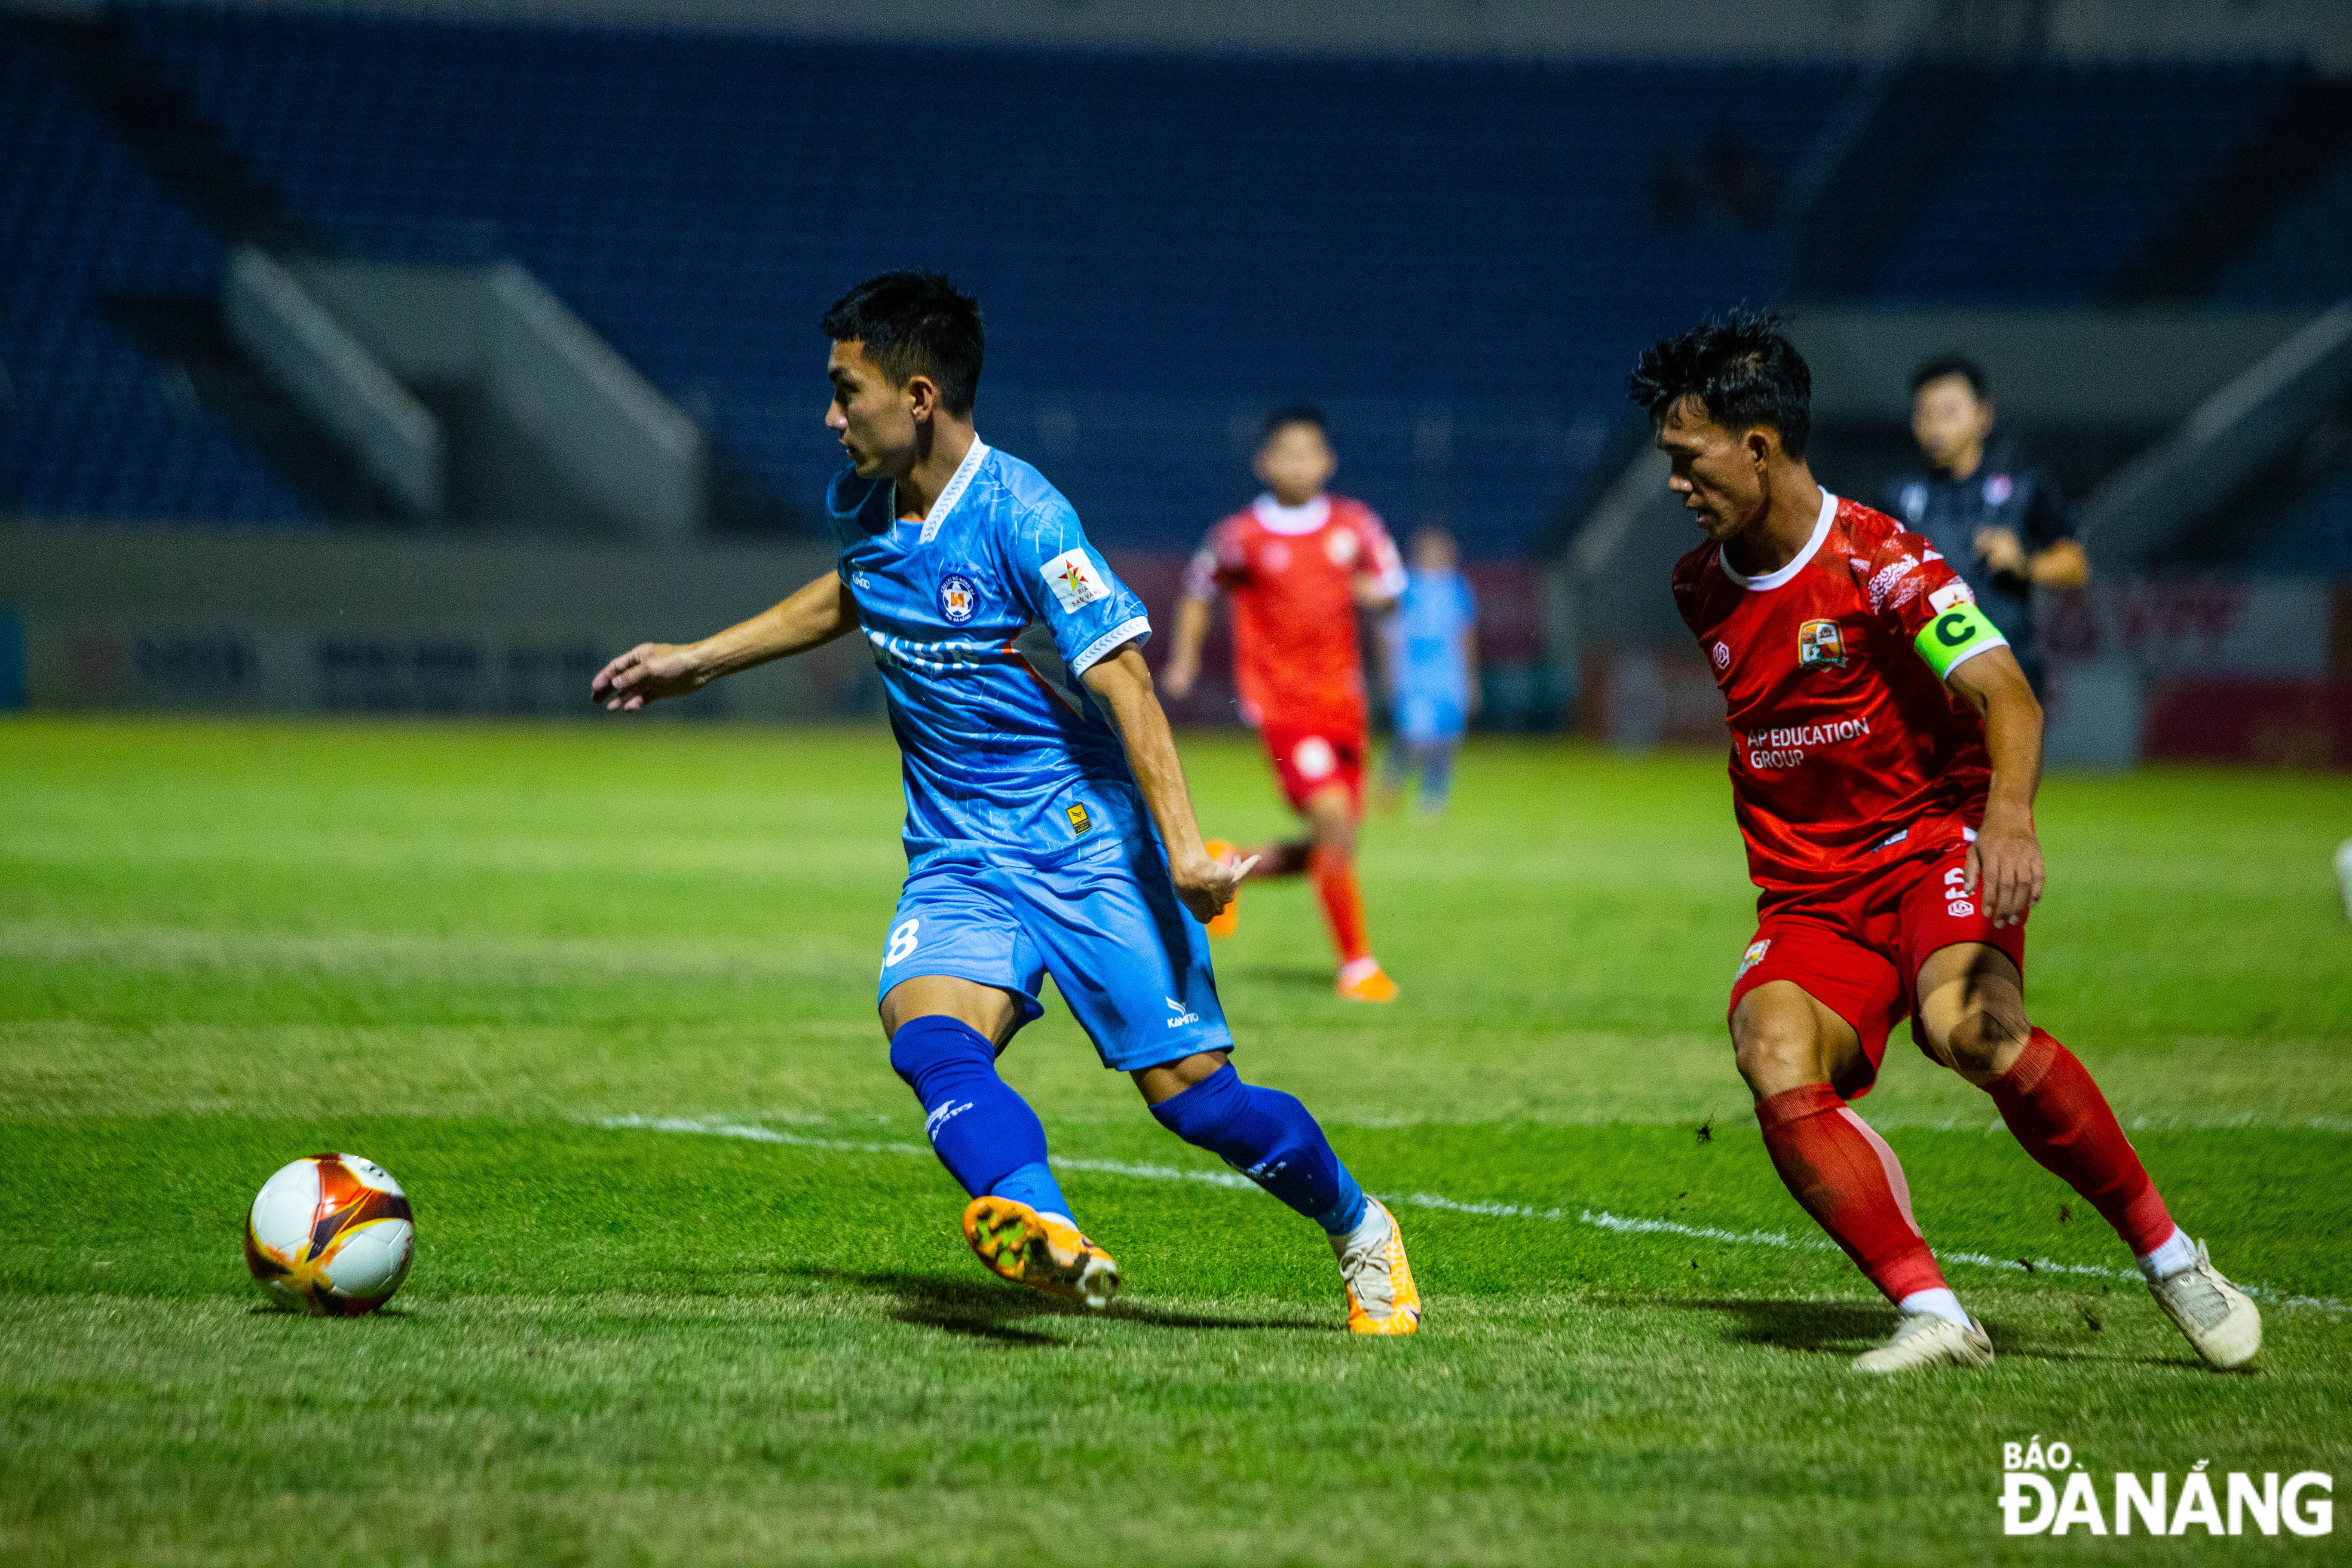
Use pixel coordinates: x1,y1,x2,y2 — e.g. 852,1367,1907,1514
1162,407,1405,1001
1631,312,2260,1374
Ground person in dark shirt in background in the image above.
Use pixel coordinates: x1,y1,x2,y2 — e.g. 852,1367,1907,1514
1884,357,2088,692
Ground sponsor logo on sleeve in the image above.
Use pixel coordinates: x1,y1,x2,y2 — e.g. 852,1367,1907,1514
1712,640,1731,671
1041,548,1110,613
937,573,978,625
1928,581,1974,615
1798,619,1847,669
1066,802,1093,836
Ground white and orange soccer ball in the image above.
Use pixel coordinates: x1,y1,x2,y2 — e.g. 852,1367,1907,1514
243,1153,415,1316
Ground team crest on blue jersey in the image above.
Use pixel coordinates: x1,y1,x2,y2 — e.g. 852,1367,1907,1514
937,573,978,625
1798,619,1847,669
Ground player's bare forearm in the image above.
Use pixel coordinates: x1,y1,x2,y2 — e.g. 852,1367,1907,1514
1161,597,1213,698
1947,646,2046,925
1081,645,1251,920
591,572,854,711
2029,538,2089,591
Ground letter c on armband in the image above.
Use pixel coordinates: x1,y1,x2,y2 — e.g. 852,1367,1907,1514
1913,600,2006,680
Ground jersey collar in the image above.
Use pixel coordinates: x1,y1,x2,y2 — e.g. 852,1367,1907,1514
900,435,992,546
1719,489,1837,592
1251,493,1331,536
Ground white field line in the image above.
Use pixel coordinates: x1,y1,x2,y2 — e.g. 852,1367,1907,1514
596,1115,2348,1314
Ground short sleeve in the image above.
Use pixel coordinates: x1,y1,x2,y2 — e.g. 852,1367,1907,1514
1183,520,1248,601
1007,498,1153,676
1850,516,2008,681
1355,509,1408,599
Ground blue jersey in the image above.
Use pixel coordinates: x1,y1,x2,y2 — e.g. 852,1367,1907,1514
1387,568,1476,707
1383,567,1476,744
829,438,1154,867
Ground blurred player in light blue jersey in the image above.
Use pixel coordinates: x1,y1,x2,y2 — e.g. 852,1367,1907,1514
590,272,1419,1333
1375,525,1478,817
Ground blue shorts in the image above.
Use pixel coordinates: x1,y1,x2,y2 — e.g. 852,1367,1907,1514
876,835,1234,1072
1396,691,1467,745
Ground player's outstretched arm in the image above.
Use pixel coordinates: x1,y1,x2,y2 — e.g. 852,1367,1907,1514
1080,645,1257,922
591,571,856,712
1159,595,1214,700
1946,646,2046,927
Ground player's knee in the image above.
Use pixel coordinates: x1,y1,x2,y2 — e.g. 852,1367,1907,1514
1933,997,2030,1075
887,1014,995,1095
1730,1007,1819,1093
1149,1062,1249,1146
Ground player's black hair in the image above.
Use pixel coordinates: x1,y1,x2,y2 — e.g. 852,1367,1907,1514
820,270,984,416
1910,354,1990,401
1260,404,1329,447
1626,308,1812,459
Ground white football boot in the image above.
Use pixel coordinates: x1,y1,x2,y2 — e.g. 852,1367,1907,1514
1331,1199,1421,1335
1853,1311,1995,1374
2148,1238,2262,1370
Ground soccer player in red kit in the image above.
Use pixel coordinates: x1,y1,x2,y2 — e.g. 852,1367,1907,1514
1631,312,2260,1373
1162,407,1405,1001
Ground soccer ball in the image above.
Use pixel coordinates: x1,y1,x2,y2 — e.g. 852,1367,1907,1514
243,1153,415,1316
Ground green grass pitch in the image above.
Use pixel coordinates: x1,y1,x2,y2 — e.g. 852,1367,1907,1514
3,716,2349,1565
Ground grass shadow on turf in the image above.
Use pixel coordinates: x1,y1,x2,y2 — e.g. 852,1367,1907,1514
789,1267,1337,1343
1648,1297,2197,1370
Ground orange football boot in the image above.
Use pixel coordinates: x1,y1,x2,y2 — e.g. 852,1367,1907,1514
1203,838,1242,938
1332,1200,1421,1335
1334,958,1399,1003
962,1195,1122,1310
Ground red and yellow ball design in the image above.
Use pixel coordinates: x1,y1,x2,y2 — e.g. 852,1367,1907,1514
243,1152,415,1316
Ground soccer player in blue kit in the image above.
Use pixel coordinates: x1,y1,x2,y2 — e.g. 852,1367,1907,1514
591,272,1420,1333
1375,524,1478,817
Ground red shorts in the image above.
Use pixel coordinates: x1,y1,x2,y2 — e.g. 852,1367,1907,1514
1726,837,2027,1099
1259,720,1365,814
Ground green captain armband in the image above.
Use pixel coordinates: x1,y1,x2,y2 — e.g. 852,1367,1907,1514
1913,600,2008,680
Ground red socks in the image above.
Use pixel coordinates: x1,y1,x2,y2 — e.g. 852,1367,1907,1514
1986,1028,2174,1255
1758,1033,2175,1303
1309,847,1372,965
1756,1084,1948,1303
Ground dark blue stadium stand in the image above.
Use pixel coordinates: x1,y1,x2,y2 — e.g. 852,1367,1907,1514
2,6,2318,556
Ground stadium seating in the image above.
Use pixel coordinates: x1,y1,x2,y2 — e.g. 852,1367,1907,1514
0,30,308,523
2214,145,2352,307
2,6,2324,556
1867,62,2299,303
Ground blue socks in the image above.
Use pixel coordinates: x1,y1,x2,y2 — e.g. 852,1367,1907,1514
1150,1064,1369,1235
890,1020,1365,1239
888,1015,1075,1222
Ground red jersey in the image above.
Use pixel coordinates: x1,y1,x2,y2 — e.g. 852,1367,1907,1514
1185,493,1405,732
1672,492,2010,900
